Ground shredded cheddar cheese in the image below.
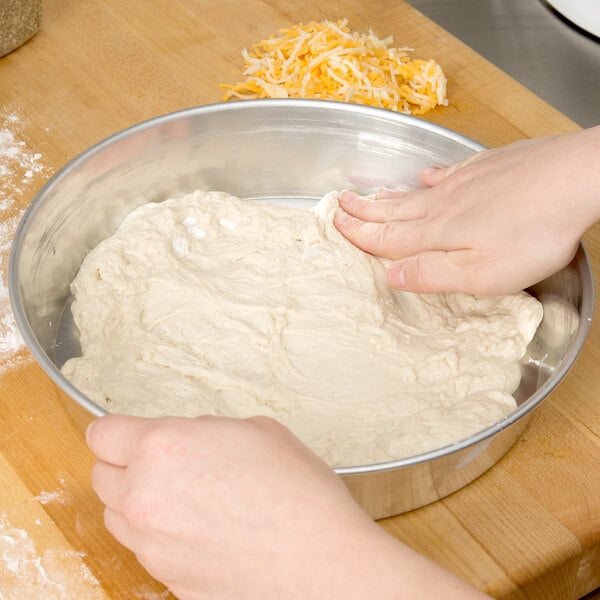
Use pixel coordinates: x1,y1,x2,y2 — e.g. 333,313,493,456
221,19,448,115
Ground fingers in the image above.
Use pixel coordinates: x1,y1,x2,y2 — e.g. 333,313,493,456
339,190,425,223
91,457,142,554
387,251,535,296
86,414,154,467
419,149,492,187
103,506,139,551
335,209,432,259
91,460,127,509
387,251,475,295
374,187,401,200
419,166,449,187
335,190,435,259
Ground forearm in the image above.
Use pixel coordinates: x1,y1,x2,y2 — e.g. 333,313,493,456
540,125,600,237
331,518,491,600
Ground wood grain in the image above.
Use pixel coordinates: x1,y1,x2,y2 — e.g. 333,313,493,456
0,1,598,598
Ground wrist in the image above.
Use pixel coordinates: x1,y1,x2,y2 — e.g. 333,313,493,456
324,517,490,600
553,126,600,235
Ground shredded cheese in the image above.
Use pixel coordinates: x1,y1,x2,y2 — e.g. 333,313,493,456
221,19,448,115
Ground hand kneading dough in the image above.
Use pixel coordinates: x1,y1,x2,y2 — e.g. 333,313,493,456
61,190,543,467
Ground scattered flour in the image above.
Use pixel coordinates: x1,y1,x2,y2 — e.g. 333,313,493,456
0,513,102,599
0,109,48,373
34,490,69,506
133,590,172,600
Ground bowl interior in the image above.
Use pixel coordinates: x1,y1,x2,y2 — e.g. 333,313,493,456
9,99,594,467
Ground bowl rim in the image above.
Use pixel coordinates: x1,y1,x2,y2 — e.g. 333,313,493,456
8,98,596,474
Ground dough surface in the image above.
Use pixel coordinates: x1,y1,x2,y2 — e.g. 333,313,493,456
61,190,543,467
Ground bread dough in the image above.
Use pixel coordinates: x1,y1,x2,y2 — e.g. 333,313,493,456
61,190,543,467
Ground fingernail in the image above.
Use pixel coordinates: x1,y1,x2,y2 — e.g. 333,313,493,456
388,264,407,289
333,209,350,226
85,419,97,445
421,167,438,176
376,187,396,199
339,190,359,205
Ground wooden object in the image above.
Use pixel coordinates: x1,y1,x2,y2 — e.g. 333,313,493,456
0,0,41,57
0,1,598,598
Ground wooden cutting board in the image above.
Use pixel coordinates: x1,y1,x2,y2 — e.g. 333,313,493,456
0,1,598,598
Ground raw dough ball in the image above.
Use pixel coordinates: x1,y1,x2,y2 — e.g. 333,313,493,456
61,190,543,467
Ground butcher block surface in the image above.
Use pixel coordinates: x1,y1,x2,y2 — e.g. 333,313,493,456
0,1,598,598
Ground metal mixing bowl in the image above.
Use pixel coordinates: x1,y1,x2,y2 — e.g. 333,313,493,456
9,99,594,518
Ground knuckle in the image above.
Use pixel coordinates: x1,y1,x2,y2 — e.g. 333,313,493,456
136,422,179,460
135,545,166,580
102,506,120,536
452,256,494,295
344,196,372,219
246,414,278,428
441,164,477,194
409,253,430,287
379,221,402,251
247,415,293,440
121,487,155,529
452,251,490,293
377,220,421,260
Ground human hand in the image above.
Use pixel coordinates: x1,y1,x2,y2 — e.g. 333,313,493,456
87,414,491,599
86,415,383,599
334,127,600,295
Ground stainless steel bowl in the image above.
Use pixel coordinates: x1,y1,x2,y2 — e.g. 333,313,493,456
9,99,594,518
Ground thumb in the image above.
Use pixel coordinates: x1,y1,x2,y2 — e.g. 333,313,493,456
387,251,474,294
